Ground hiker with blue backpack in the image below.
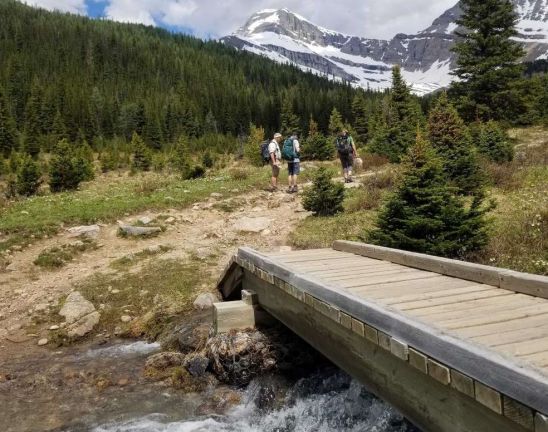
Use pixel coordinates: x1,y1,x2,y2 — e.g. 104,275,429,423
282,132,301,194
336,129,358,183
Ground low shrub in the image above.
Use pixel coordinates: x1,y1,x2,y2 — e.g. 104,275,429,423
302,167,345,216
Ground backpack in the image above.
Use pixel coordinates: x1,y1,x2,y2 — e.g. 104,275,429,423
260,140,271,163
282,138,297,161
336,136,353,155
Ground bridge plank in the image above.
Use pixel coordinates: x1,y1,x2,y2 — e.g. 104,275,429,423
408,293,525,319
394,288,510,311
496,336,548,357
305,263,400,276
334,272,441,288
472,323,548,347
453,314,548,338
382,285,494,305
283,258,382,271
521,351,548,368
346,277,471,299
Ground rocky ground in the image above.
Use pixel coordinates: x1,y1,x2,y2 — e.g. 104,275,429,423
0,188,310,357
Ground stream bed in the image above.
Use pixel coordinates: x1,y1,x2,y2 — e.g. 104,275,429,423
1,340,418,432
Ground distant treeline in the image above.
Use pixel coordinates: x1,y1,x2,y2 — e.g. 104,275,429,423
0,0,384,155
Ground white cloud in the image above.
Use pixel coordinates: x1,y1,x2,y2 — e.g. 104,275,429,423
23,0,87,14
104,0,198,28
26,0,460,40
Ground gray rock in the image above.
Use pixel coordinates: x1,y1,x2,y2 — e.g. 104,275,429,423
59,291,100,338
34,303,49,312
165,217,176,224
184,354,209,377
67,225,100,238
145,351,185,370
193,293,218,310
119,225,162,237
37,338,48,346
5,263,17,272
210,192,223,199
138,216,153,225
120,315,132,323
233,217,272,233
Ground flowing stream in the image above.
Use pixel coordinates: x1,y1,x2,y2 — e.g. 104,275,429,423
2,340,419,432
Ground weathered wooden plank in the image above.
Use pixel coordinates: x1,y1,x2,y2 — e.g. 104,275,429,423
450,369,475,398
473,323,548,347
454,313,548,339
334,241,548,299
306,262,395,276
364,324,379,345
336,272,441,289
382,285,493,306
237,246,548,414
428,359,451,385
409,348,428,373
475,382,502,414
396,288,510,311
349,279,474,300
311,265,404,280
334,241,502,286
351,318,365,337
521,351,548,368
502,396,535,430
390,338,409,361
442,304,548,330
497,337,548,358
378,331,391,351
340,312,353,329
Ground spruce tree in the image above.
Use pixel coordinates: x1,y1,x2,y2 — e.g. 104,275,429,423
280,101,300,136
302,117,332,161
49,139,83,192
368,66,419,162
144,114,163,150
0,89,17,157
351,93,369,144
328,107,344,136
302,167,345,216
131,132,152,172
451,0,525,121
16,154,41,196
243,124,265,167
477,121,514,163
369,132,491,258
427,93,483,194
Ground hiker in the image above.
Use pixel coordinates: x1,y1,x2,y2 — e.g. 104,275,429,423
282,132,301,194
336,129,358,183
268,132,283,191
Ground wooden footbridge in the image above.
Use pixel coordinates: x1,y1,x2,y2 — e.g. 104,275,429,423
216,241,548,432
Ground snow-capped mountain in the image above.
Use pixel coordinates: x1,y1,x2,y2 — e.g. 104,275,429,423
221,1,548,95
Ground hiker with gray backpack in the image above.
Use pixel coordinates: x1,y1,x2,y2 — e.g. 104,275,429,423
281,132,301,194
336,129,358,183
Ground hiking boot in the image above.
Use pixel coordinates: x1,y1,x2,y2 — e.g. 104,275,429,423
347,177,354,183
293,186,299,194
286,187,293,194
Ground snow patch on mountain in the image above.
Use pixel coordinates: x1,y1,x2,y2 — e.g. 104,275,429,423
222,1,548,94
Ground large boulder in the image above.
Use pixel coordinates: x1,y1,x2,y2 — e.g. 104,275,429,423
184,353,210,377
59,291,100,338
233,217,272,233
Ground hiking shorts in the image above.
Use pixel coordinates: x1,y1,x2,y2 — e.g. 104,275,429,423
287,162,300,176
339,153,354,170
270,162,280,177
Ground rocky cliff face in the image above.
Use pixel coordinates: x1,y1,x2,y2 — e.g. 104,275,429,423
221,1,548,94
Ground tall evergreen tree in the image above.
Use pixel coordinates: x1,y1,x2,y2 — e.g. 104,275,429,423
280,100,300,136
49,139,86,192
477,121,514,163
369,132,491,258
451,0,525,121
351,93,369,144
243,124,265,167
16,154,41,196
144,114,163,150
427,93,483,194
131,132,152,172
302,116,332,161
0,89,17,157
328,107,344,137
368,66,419,162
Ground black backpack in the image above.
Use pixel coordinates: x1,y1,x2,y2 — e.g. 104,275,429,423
260,140,271,163
336,136,353,155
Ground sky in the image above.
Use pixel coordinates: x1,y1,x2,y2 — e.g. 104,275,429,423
22,0,458,39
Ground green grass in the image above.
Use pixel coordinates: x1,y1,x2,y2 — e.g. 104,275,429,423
110,245,172,270
33,238,98,269
75,257,207,336
0,167,270,251
289,211,376,249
